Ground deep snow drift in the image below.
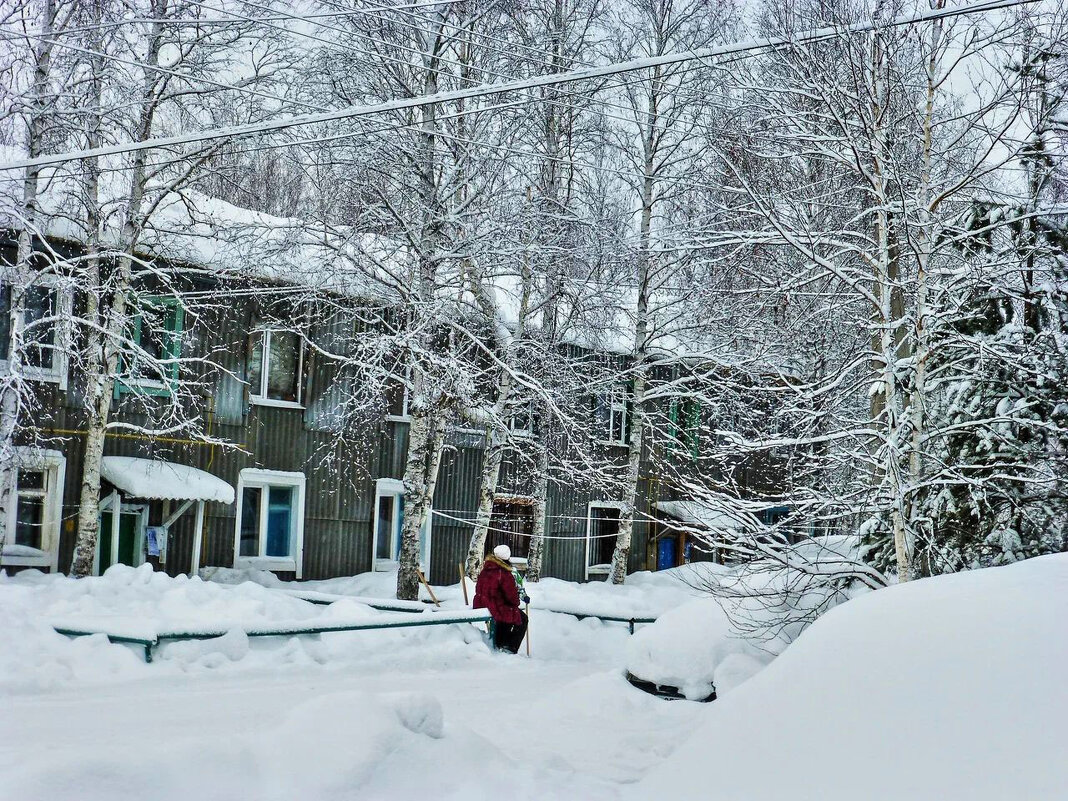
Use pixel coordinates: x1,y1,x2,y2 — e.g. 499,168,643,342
629,553,1068,801
0,564,705,801
3,556,1065,800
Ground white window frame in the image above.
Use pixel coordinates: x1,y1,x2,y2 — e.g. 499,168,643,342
233,468,306,577
372,478,430,572
508,402,535,438
0,273,71,390
1,447,65,571
385,372,411,422
585,501,625,580
596,385,629,447
249,329,305,409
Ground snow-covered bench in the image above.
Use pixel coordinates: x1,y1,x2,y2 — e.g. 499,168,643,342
53,609,493,663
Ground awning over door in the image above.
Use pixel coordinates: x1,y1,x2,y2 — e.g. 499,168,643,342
100,457,235,504
654,498,761,532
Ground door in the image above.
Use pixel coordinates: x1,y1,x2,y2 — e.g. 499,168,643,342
487,501,534,560
97,507,147,574
657,536,677,570
373,479,430,572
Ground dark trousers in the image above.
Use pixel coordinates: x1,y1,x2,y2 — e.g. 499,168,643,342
493,610,529,654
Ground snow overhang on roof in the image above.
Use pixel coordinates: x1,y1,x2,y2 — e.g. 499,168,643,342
655,499,763,532
100,457,235,504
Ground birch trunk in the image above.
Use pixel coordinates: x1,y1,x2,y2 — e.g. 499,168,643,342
396,18,448,600
610,67,659,585
396,379,445,600
463,271,527,578
464,433,506,578
71,6,166,576
862,21,913,582
0,0,57,557
526,438,549,582
904,4,946,580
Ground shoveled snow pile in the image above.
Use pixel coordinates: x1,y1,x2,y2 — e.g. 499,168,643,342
0,564,490,690
206,564,702,617
627,553,1068,801
1,563,706,801
0,562,698,691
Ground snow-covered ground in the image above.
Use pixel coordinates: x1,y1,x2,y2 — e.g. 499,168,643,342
3,555,1066,800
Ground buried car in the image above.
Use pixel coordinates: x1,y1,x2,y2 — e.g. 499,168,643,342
624,596,773,702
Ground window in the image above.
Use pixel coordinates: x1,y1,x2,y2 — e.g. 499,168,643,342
669,398,701,458
586,503,622,578
233,469,306,576
385,374,409,420
373,478,429,570
487,499,534,560
0,278,70,386
118,297,183,395
507,401,536,436
248,329,304,407
2,448,65,570
595,385,631,445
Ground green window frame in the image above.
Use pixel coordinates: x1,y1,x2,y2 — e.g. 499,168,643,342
116,296,184,397
669,397,701,459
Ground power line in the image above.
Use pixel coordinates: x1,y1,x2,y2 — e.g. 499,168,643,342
0,0,1039,172
5,0,859,172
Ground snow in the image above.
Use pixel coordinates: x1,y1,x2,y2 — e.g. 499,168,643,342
625,597,773,699
655,497,763,533
99,456,235,504
1,544,48,558
3,556,1065,799
627,554,1068,801
0,154,405,301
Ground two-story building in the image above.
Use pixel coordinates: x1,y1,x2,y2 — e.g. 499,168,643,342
0,194,787,585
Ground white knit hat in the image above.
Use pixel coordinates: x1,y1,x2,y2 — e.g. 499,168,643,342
493,544,511,561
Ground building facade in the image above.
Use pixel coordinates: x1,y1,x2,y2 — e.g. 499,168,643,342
1,234,783,585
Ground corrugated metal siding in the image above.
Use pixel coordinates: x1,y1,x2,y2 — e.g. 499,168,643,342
19,254,749,586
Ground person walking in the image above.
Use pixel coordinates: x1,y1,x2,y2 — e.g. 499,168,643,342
473,544,529,654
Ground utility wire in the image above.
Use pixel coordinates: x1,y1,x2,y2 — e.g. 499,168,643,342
0,0,1039,172
7,0,830,170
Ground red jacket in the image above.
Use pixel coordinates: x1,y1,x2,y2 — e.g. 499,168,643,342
473,556,522,625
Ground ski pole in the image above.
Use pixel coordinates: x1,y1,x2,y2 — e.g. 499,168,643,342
524,601,531,657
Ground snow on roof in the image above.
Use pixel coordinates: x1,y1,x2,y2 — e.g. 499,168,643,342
655,498,764,532
0,149,406,301
137,191,407,300
100,456,234,504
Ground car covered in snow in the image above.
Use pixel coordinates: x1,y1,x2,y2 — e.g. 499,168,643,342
624,595,772,702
